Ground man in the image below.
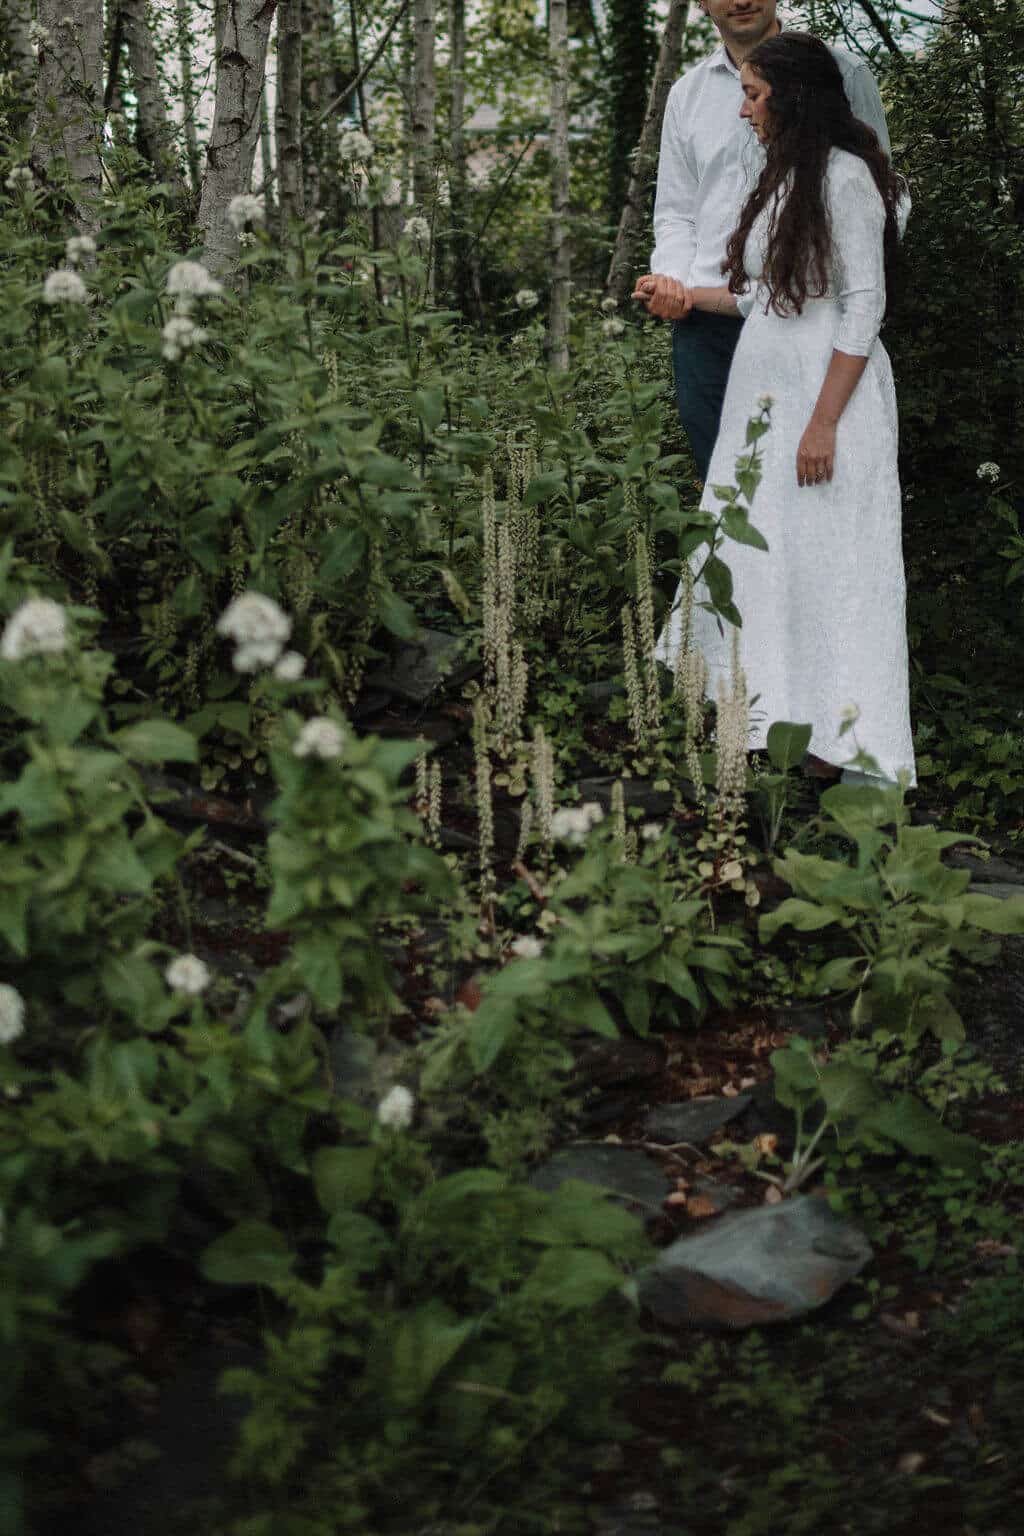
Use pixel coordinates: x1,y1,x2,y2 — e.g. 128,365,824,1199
633,0,890,483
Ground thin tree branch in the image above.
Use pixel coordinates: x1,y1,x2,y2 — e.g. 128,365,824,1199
316,0,412,124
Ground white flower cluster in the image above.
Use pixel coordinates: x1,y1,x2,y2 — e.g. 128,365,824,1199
65,234,96,265
165,953,211,996
165,259,223,306
162,312,208,362
43,268,88,306
976,461,1001,484
0,985,25,1046
515,289,539,311
550,801,604,846
273,650,306,682
601,296,618,314
227,193,265,233
758,393,775,410
339,127,374,164
5,165,34,191
1,597,69,661
602,317,625,338
403,215,431,245
377,1084,415,1129
839,702,860,726
641,822,664,843
510,935,544,960
28,20,51,48
293,716,346,761
216,591,292,673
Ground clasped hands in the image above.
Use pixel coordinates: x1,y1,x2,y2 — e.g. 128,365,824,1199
631,273,693,321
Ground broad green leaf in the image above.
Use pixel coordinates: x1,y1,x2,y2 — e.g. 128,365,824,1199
961,892,1024,934
200,1220,294,1287
390,1301,475,1407
312,1146,377,1210
520,1246,625,1311
863,1094,983,1173
470,1000,516,1072
766,721,813,774
817,1063,880,1124
759,898,841,941
113,719,198,765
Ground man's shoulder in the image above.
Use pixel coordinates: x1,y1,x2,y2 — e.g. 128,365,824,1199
826,42,876,82
666,49,728,105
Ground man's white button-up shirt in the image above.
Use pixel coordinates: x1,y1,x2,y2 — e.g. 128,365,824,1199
650,42,891,290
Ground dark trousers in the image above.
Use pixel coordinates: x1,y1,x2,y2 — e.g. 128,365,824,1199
672,311,745,483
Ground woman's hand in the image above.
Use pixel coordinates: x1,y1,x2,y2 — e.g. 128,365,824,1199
797,418,836,487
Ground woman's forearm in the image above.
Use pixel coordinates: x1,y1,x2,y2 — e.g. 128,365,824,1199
811,350,868,426
689,286,741,317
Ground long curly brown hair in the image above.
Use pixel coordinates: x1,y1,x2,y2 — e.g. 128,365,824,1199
723,33,902,318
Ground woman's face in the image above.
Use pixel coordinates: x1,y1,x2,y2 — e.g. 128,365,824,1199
739,64,773,144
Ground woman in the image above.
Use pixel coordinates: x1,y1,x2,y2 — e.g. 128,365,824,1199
654,32,915,785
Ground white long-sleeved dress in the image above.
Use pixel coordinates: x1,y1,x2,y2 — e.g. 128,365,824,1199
656,150,916,784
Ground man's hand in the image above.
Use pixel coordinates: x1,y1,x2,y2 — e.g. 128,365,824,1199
797,418,836,488
632,274,693,322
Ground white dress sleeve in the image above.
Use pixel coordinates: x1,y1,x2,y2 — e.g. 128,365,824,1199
830,159,887,358
650,85,698,284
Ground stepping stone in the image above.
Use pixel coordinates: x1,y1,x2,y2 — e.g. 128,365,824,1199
643,1094,751,1146
365,628,476,704
528,1145,673,1215
638,1194,872,1329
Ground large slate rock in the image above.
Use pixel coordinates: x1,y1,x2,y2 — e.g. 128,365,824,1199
644,1094,751,1146
528,1145,673,1215
638,1195,872,1328
575,776,679,817
365,628,475,705
946,850,1024,886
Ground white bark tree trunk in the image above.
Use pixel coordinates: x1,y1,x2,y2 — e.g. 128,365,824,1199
411,0,436,212
547,0,571,373
121,0,187,192
32,0,104,233
275,0,304,228
606,0,689,306
174,0,202,191
5,0,35,109
448,0,475,314
198,0,279,274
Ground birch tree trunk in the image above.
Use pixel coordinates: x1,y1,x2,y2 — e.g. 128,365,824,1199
547,0,571,373
605,0,689,307
447,0,475,316
275,0,304,229
120,0,186,192
259,85,277,220
300,0,324,216
198,0,278,273
411,0,436,212
174,0,202,192
32,0,104,233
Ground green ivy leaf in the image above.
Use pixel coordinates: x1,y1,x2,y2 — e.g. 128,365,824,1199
200,1220,294,1287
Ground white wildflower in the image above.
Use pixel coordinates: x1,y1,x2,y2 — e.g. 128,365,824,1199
273,650,306,682
758,393,774,410
216,591,291,651
28,20,51,47
64,233,96,265
237,231,256,249
42,268,87,305
551,802,604,846
602,317,626,338
403,215,431,245
601,296,618,314
641,822,664,843
164,953,211,996
377,1084,415,1130
165,259,223,301
338,127,374,164
976,461,1001,484
232,639,283,673
0,985,25,1046
510,935,544,960
293,717,347,761
5,166,34,191
227,193,265,233
515,288,539,311
839,703,861,726
1,598,69,661
161,312,207,362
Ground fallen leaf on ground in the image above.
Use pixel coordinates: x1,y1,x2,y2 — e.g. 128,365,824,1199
897,1452,926,1475
686,1195,719,1219
763,1185,783,1205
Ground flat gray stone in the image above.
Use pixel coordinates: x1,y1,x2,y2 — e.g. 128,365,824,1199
365,628,474,704
638,1194,872,1328
970,882,1024,903
528,1145,673,1214
644,1094,751,1146
575,776,679,816
947,851,1024,886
